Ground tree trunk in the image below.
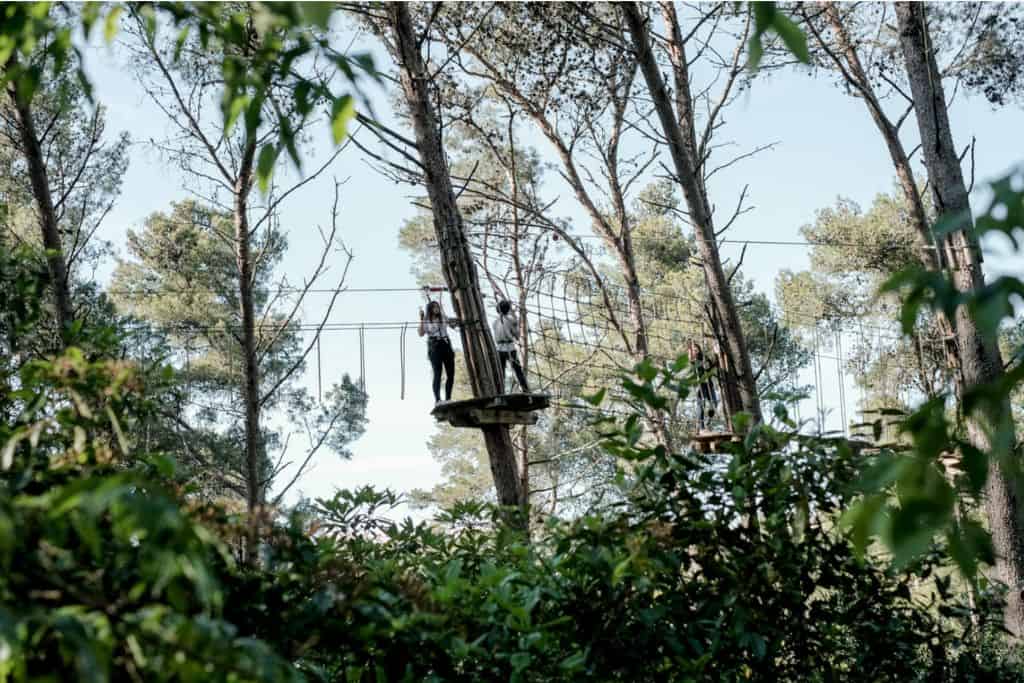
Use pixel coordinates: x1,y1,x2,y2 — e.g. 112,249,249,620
388,3,526,515
622,3,762,426
816,4,962,382
6,75,74,335
896,1,1024,637
234,139,262,518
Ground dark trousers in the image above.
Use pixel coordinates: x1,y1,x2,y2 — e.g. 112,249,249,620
499,350,529,392
697,380,718,431
428,338,455,401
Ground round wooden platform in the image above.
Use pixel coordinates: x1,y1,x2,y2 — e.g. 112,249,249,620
690,431,740,453
431,393,551,428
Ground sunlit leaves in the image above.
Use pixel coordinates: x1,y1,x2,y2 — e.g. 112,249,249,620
331,94,356,145
2,2,374,194
103,6,123,43
0,2,105,104
150,2,373,188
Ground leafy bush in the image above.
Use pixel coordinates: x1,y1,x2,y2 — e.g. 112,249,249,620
0,252,296,682
3,241,1023,681
223,359,1018,681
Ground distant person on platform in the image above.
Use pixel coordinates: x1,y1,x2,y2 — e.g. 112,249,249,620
419,299,459,404
688,338,718,432
493,299,530,393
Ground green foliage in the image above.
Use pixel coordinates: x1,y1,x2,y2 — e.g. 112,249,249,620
748,2,809,69
0,260,296,681
217,357,1016,681
142,2,373,191
1,2,374,192
849,166,1024,579
1,255,1019,679
0,2,84,102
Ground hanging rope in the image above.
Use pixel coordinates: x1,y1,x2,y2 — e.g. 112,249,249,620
400,322,408,400
316,334,323,403
359,324,366,394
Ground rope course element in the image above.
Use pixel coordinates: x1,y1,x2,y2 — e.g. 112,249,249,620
112,240,940,439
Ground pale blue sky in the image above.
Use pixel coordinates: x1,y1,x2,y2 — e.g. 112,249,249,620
80,16,1024,512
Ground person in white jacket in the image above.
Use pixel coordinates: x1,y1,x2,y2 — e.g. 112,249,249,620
492,299,530,393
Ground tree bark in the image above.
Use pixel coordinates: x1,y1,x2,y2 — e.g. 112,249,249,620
6,73,74,335
622,3,762,425
234,138,263,517
388,3,526,515
896,1,1024,637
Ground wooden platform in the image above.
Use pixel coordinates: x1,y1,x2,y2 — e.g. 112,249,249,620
431,393,551,428
690,431,740,453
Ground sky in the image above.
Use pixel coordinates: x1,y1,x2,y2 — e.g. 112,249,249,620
78,11,1024,516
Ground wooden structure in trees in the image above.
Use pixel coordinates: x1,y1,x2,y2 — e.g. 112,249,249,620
432,393,551,428
690,431,740,454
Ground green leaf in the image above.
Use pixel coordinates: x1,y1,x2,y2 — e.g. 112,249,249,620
635,358,657,382
299,2,334,28
559,650,588,672
582,388,606,406
958,444,988,495
671,354,690,373
887,493,954,569
15,65,42,104
747,36,765,70
173,25,190,62
841,495,884,559
224,94,250,136
103,6,123,43
294,80,313,116
81,3,101,38
770,12,809,63
930,207,973,239
256,143,280,194
330,94,355,144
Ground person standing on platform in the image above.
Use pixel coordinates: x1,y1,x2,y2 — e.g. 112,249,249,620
419,300,458,404
688,338,718,432
493,299,530,393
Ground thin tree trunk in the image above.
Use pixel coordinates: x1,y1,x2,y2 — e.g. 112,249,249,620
6,74,74,335
622,3,762,426
234,139,262,517
896,1,1024,637
388,3,526,516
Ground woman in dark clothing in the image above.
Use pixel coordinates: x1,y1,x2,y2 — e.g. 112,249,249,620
688,339,719,432
419,300,458,403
